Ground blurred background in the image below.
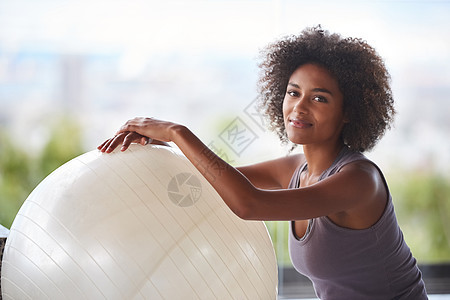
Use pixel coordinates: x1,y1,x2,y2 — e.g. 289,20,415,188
1,0,449,297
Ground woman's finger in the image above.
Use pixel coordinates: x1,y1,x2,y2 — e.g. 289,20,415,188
121,132,142,151
98,138,115,153
104,132,127,153
97,139,110,150
140,136,151,145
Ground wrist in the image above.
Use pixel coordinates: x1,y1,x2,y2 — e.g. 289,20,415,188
169,124,189,144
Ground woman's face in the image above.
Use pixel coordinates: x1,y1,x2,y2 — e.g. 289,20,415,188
283,63,347,148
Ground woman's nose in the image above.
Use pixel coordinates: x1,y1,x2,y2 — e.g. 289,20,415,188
293,96,308,114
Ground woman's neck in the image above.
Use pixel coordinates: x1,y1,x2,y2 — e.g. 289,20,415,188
302,142,345,179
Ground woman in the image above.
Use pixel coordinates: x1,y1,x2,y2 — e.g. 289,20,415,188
98,27,427,299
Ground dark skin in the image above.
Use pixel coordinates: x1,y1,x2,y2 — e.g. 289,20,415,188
98,63,387,238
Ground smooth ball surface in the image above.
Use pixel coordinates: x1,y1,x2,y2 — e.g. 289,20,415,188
1,145,278,299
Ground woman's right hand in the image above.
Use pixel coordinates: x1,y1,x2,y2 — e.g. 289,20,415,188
98,117,177,153
97,131,150,153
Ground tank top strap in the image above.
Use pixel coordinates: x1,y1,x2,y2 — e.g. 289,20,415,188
319,146,368,181
288,162,307,189
288,146,370,188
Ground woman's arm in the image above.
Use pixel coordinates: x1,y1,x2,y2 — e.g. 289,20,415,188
100,117,385,223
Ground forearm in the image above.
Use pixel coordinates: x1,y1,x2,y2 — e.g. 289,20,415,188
170,125,257,218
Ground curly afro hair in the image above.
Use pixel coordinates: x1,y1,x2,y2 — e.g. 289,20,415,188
257,26,395,152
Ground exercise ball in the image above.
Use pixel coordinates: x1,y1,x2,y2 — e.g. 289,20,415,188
1,144,278,299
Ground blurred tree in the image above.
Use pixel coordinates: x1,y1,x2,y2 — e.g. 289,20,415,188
390,172,450,263
36,116,84,179
0,129,34,228
0,116,84,228
265,221,292,267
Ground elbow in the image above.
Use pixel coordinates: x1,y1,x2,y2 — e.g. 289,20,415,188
230,189,259,221
233,204,252,220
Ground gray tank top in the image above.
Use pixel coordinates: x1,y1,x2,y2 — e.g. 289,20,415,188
288,147,427,299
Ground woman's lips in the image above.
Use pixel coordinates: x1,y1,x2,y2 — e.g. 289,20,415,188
289,118,313,128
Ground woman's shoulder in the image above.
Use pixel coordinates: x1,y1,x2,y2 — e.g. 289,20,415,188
277,153,306,180
323,147,373,178
278,153,306,168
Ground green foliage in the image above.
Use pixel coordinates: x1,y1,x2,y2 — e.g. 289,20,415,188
0,130,34,228
0,116,84,228
37,117,84,179
265,221,292,267
390,171,450,263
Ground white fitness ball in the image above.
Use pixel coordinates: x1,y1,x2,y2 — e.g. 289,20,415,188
1,144,278,299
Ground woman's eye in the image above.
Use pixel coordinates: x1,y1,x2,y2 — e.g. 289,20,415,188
313,95,327,103
287,91,298,97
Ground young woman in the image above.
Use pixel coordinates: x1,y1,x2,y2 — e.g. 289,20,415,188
98,27,427,299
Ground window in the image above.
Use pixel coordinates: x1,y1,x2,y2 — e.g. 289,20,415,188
1,0,449,298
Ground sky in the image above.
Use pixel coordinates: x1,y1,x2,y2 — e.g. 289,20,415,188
2,0,449,62
1,0,450,171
